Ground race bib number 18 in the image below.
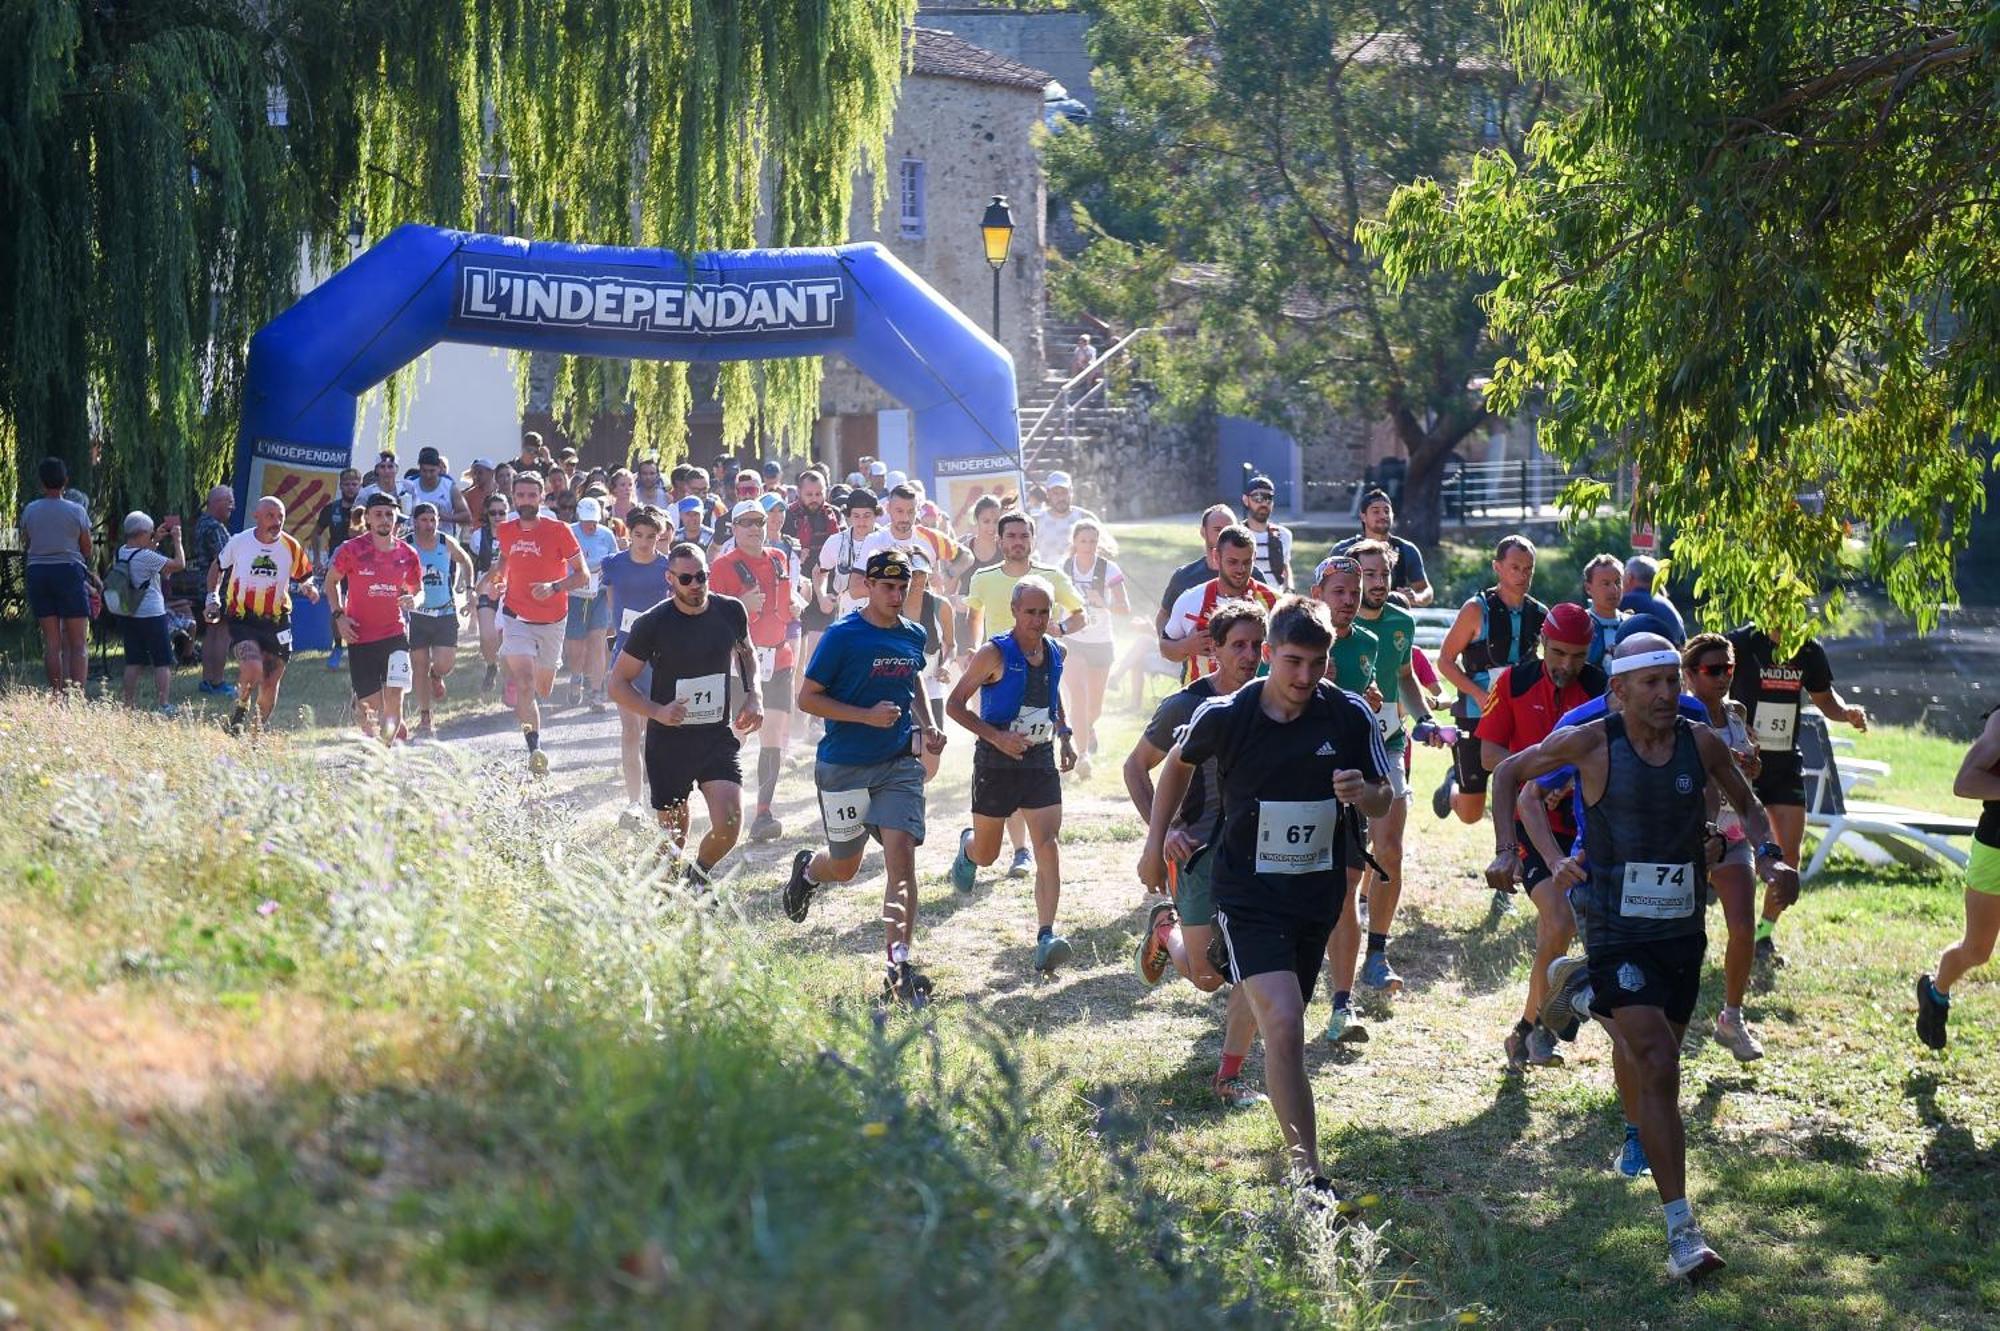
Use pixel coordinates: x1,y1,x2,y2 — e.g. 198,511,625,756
819,787,872,845
1255,799,1338,875
1620,861,1696,919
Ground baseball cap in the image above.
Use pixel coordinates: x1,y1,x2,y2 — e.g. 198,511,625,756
1245,473,1275,496
758,492,785,513
1045,470,1073,489
844,489,880,512
730,499,765,525
471,456,495,470
575,497,602,523
676,496,705,514
829,483,852,505
886,469,908,488
1543,601,1594,647
417,446,442,466
558,446,579,460
867,460,889,477
865,550,913,580
761,460,782,478
364,490,400,510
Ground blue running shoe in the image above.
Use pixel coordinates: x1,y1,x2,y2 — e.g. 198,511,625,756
1615,1127,1651,1179
950,828,977,892
1360,951,1403,996
326,646,345,670
1033,933,1073,975
1009,846,1032,878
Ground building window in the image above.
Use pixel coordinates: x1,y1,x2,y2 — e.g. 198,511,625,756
898,159,926,239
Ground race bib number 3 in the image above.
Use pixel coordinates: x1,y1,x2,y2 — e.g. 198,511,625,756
1754,704,1798,752
675,672,728,726
1373,699,1402,740
1010,705,1055,745
1620,861,1697,919
1255,799,1339,875
819,787,873,845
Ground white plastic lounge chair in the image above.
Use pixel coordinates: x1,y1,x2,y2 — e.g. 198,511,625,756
1797,714,1971,880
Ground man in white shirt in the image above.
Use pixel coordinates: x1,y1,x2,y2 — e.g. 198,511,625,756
1241,472,1294,590
1033,470,1097,564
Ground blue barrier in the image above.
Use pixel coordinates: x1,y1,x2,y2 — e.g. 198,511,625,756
233,225,1022,648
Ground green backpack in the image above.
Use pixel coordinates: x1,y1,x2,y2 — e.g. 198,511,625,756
102,549,151,617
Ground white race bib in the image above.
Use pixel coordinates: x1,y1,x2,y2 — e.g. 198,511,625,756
819,786,873,844
384,649,414,691
675,672,728,726
620,607,644,633
1374,699,1402,740
756,646,777,683
276,628,293,646
1009,705,1055,745
1255,798,1339,875
1620,861,1697,919
1753,704,1797,752
574,570,601,597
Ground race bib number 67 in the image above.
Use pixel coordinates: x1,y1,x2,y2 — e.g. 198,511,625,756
1255,798,1338,875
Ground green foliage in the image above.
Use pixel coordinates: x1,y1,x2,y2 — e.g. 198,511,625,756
0,0,914,512
1362,1,2000,649
1048,0,1544,541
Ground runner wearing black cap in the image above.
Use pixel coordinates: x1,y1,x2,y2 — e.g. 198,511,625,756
1241,473,1293,591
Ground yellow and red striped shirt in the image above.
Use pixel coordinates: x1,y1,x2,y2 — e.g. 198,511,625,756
216,529,312,622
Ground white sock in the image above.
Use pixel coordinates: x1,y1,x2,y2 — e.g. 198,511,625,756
1663,1197,1693,1236
889,941,909,966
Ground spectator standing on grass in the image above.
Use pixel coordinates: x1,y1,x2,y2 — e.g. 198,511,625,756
1331,489,1432,606
21,456,96,693
108,511,186,712
193,486,236,697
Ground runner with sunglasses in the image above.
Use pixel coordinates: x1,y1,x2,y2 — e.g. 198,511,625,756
607,542,763,881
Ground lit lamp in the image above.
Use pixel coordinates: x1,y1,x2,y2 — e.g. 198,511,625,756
980,194,1015,338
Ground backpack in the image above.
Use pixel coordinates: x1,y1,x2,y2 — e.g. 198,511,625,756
102,549,152,617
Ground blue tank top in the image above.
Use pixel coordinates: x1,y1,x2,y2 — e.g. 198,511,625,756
415,539,455,614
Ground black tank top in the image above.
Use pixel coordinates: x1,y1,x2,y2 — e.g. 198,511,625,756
975,645,1056,770
1980,707,2000,848
1578,714,1709,948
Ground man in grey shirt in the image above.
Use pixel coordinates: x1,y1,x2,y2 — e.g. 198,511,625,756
20,456,95,691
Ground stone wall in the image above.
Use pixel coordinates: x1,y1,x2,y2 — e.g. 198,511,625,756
1066,397,1217,520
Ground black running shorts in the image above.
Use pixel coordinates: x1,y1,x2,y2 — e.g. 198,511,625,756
1752,751,1807,809
1585,933,1707,1026
644,724,743,809
971,759,1063,819
1212,896,1340,1002
1453,730,1490,795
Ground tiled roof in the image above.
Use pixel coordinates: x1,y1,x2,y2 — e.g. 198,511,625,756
909,26,1054,91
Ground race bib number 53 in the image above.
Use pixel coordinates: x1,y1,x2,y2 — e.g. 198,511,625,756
1255,799,1338,875
1753,704,1797,753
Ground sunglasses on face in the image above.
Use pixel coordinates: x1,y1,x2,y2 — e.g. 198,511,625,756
674,571,708,586
1248,492,1274,503
1692,662,1733,678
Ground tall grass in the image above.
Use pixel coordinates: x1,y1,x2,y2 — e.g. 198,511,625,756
0,695,1423,1327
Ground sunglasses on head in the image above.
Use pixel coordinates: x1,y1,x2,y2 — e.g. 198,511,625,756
674,571,708,586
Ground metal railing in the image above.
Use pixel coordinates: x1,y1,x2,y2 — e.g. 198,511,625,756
1300,458,1615,523
1019,325,1167,473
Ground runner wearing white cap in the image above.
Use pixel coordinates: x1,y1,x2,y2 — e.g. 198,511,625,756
1034,471,1098,564
565,496,619,709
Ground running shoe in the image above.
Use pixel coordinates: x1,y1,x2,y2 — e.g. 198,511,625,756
1665,1224,1725,1281
1009,846,1032,878
1614,1127,1651,1179
618,803,650,830
1324,1005,1369,1044
1488,889,1518,919
481,663,498,693
1073,755,1093,780
748,811,782,843
1503,1027,1530,1074
199,680,238,698
1360,952,1403,996
782,848,816,923
1135,899,1177,986
326,646,345,670
1301,1175,1357,1218
1526,1022,1564,1067
1033,933,1073,976
527,749,549,778
570,679,589,709
949,828,977,893
882,959,933,1009
1539,954,1591,1040
1213,1076,1268,1109
1915,972,1950,1050
1753,935,1785,971
1712,1009,1765,1062
1430,769,1455,820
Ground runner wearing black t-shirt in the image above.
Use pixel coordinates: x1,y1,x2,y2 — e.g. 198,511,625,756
607,542,764,883
1724,623,1869,969
1139,596,1391,1200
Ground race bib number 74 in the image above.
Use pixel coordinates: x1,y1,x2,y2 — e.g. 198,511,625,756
1620,861,1697,919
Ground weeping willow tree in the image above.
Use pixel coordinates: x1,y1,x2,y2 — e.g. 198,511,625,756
0,0,914,514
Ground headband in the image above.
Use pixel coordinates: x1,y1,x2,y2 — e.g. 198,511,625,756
1610,649,1683,676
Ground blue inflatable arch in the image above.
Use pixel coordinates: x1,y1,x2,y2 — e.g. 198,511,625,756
233,223,1023,646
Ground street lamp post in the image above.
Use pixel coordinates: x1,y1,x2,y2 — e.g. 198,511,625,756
980,194,1015,339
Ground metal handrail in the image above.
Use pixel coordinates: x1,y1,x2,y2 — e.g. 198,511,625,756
1020,325,1166,461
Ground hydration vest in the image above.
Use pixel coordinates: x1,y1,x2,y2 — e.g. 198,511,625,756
978,632,1066,730
1502,656,1607,703
1459,587,1547,678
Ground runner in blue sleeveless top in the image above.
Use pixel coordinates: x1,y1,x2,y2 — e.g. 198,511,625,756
407,503,472,740
944,575,1080,976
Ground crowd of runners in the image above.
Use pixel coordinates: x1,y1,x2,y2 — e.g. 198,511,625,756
39,440,1997,1286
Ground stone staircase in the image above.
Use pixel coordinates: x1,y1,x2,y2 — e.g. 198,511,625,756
1020,314,1126,479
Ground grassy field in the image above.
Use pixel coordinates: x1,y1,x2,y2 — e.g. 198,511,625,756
0,519,1993,1327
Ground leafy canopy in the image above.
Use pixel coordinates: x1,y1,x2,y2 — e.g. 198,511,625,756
1363,0,1999,644
0,0,914,508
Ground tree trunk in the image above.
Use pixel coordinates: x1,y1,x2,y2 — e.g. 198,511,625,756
1396,424,1456,550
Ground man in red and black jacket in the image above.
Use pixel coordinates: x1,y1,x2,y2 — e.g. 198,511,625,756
784,468,843,642
1476,602,1605,1072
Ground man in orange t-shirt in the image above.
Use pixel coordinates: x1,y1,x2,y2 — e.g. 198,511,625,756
475,472,588,774
710,501,801,841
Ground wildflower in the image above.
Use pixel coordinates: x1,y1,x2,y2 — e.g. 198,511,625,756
257,900,280,917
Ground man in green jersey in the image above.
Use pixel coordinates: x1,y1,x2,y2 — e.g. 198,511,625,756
1310,556,1389,1039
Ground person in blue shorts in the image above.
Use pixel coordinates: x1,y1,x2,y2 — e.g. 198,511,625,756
784,550,950,1008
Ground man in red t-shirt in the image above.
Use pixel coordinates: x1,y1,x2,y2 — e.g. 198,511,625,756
1476,601,1605,1071
711,501,801,841
326,492,423,744
475,472,588,774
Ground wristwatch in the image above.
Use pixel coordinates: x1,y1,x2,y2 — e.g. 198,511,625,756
1756,840,1783,861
